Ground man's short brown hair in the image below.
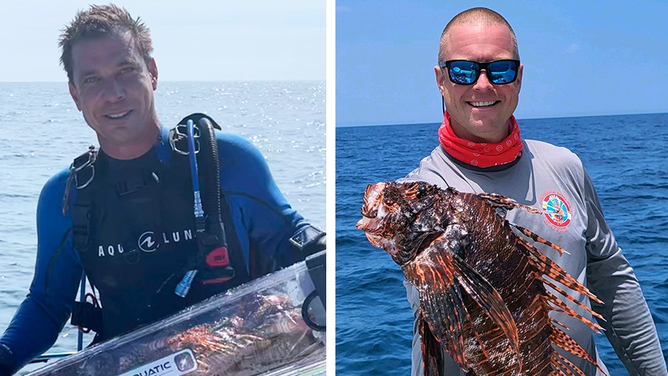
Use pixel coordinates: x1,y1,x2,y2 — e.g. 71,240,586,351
59,4,153,84
438,7,519,62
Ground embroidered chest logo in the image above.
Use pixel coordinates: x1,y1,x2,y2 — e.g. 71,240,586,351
541,191,571,230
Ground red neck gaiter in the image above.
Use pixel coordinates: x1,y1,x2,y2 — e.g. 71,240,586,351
438,111,523,167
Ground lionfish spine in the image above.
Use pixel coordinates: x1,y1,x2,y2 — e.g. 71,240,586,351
538,276,603,329
553,351,582,376
515,233,602,304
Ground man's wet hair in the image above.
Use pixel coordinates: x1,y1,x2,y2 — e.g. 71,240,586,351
59,4,153,84
438,7,520,62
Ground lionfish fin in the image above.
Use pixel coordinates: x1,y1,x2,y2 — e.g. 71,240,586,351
421,273,468,367
550,317,571,332
538,277,603,332
419,316,444,376
514,224,568,256
449,253,522,372
552,351,582,376
409,248,469,369
550,327,607,376
410,241,517,372
477,193,542,215
516,234,602,305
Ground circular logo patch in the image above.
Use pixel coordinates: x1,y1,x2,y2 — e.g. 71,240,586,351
138,231,159,253
541,191,571,228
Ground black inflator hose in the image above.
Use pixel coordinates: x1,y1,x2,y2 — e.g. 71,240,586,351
197,118,226,245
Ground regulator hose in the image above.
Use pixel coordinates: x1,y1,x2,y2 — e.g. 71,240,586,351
198,117,224,240
196,118,235,282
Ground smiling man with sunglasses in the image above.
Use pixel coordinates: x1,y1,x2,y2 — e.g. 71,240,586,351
400,7,666,376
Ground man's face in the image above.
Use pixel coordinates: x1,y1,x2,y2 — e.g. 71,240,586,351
435,23,523,143
68,32,158,154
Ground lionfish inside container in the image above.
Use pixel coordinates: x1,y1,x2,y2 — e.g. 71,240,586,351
356,181,606,376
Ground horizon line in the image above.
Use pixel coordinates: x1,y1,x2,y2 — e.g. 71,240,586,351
337,111,668,128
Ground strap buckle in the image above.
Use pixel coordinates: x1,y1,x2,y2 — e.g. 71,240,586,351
169,124,200,155
72,146,98,189
63,146,98,215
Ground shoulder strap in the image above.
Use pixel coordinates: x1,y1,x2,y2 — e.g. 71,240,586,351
63,146,98,251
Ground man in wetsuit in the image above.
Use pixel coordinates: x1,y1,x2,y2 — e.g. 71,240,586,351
0,4,324,374
400,7,666,376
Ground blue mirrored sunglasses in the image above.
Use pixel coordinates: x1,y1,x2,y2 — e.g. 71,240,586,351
438,60,520,85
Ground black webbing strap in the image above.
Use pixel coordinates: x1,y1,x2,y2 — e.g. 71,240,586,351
64,147,97,251
305,250,326,309
72,202,91,252
71,301,103,333
115,172,158,196
71,198,92,251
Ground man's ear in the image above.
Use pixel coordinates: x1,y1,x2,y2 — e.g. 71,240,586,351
148,58,158,90
515,63,523,94
434,65,446,97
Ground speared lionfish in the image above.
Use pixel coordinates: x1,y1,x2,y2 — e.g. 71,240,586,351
356,181,606,376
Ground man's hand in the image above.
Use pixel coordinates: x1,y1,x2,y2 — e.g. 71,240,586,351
291,224,326,258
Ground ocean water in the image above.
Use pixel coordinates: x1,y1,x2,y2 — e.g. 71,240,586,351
0,81,325,366
336,113,668,375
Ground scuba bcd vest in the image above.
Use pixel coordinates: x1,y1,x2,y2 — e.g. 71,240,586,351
64,114,250,341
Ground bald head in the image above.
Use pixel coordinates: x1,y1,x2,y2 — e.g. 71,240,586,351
438,7,519,62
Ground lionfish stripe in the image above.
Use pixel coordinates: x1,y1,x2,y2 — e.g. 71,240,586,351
412,240,472,368
514,224,567,256
547,293,603,340
413,263,467,368
550,317,571,332
539,276,604,326
441,283,467,365
550,327,606,375
532,357,554,376
492,362,523,376
478,193,542,214
419,317,445,376
516,236,602,304
553,351,586,376
449,252,521,371
450,283,470,357
421,287,449,340
470,320,491,361
525,341,555,376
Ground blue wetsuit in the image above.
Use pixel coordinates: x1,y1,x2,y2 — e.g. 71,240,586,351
0,125,316,372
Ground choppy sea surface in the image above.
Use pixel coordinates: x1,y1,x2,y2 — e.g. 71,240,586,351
336,113,668,375
0,81,325,370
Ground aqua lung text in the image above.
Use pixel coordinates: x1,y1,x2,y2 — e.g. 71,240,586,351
97,229,195,257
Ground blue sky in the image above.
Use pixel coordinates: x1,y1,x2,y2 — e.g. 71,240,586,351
0,0,325,82
337,0,668,126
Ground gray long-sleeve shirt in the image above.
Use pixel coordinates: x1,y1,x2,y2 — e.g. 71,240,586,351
400,140,666,376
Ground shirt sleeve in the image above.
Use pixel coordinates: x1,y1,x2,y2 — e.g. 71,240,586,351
0,171,83,371
216,133,308,275
583,171,667,376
